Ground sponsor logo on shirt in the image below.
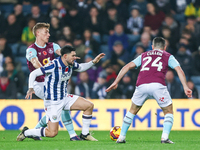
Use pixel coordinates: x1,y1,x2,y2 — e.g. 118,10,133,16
61,71,72,81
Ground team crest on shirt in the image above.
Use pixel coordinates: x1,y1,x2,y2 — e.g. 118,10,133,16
48,48,54,54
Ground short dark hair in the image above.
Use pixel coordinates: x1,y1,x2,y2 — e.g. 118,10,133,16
61,45,76,56
152,37,165,49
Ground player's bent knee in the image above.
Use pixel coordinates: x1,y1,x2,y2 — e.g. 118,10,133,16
88,102,94,110
49,131,58,137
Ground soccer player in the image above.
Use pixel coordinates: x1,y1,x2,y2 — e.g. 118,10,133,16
26,22,80,141
106,37,192,144
17,45,105,141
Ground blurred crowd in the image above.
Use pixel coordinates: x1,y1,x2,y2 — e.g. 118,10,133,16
0,0,200,99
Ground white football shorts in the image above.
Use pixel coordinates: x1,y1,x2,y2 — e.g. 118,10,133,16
45,94,79,123
131,83,172,108
33,81,45,99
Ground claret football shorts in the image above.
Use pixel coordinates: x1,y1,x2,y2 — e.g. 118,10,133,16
131,83,172,108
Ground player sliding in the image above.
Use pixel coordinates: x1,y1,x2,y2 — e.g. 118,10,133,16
25,22,80,141
106,37,192,144
17,45,105,141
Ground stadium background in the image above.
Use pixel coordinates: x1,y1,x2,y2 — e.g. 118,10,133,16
0,0,200,131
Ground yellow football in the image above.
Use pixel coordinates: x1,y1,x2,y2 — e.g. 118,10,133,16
110,126,121,141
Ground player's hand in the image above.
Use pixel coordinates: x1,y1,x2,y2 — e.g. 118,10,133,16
184,87,192,98
25,88,35,99
75,56,80,60
92,53,105,64
105,83,118,92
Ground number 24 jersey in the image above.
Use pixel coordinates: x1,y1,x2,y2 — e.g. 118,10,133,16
133,49,180,86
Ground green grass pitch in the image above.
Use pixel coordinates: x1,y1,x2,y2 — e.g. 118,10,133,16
0,130,200,150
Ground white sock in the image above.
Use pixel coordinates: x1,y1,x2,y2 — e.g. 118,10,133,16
82,114,92,135
161,114,174,140
161,133,168,140
70,133,77,138
118,135,125,140
24,127,46,137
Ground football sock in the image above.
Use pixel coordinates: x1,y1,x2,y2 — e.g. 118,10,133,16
24,127,46,137
161,113,174,140
61,110,76,138
35,115,47,128
120,111,135,137
82,114,92,135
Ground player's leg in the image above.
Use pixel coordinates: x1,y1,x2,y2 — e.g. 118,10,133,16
44,121,59,137
17,121,59,141
61,110,81,141
160,104,174,144
117,84,148,143
35,116,47,128
152,83,174,144
66,95,97,141
34,82,78,140
23,82,46,141
17,100,62,141
117,102,141,143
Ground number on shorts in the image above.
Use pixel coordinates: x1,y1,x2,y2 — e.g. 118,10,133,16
141,56,163,71
67,94,73,97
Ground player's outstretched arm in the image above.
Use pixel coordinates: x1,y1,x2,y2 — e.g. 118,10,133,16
174,66,192,98
75,53,105,72
92,53,105,64
26,68,44,99
106,62,136,92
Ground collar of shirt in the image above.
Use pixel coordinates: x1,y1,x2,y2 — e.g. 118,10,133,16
58,56,66,68
35,42,46,48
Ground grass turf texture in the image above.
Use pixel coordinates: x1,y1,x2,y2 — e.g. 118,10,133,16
0,131,200,150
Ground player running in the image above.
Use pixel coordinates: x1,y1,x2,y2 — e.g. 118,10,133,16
25,23,80,141
106,37,192,144
17,45,105,141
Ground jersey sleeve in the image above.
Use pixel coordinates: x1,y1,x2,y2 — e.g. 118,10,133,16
53,43,61,53
26,48,37,61
132,55,142,67
168,55,180,69
40,62,55,74
72,61,80,70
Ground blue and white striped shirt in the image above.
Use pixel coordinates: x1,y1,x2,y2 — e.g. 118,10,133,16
40,56,79,101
